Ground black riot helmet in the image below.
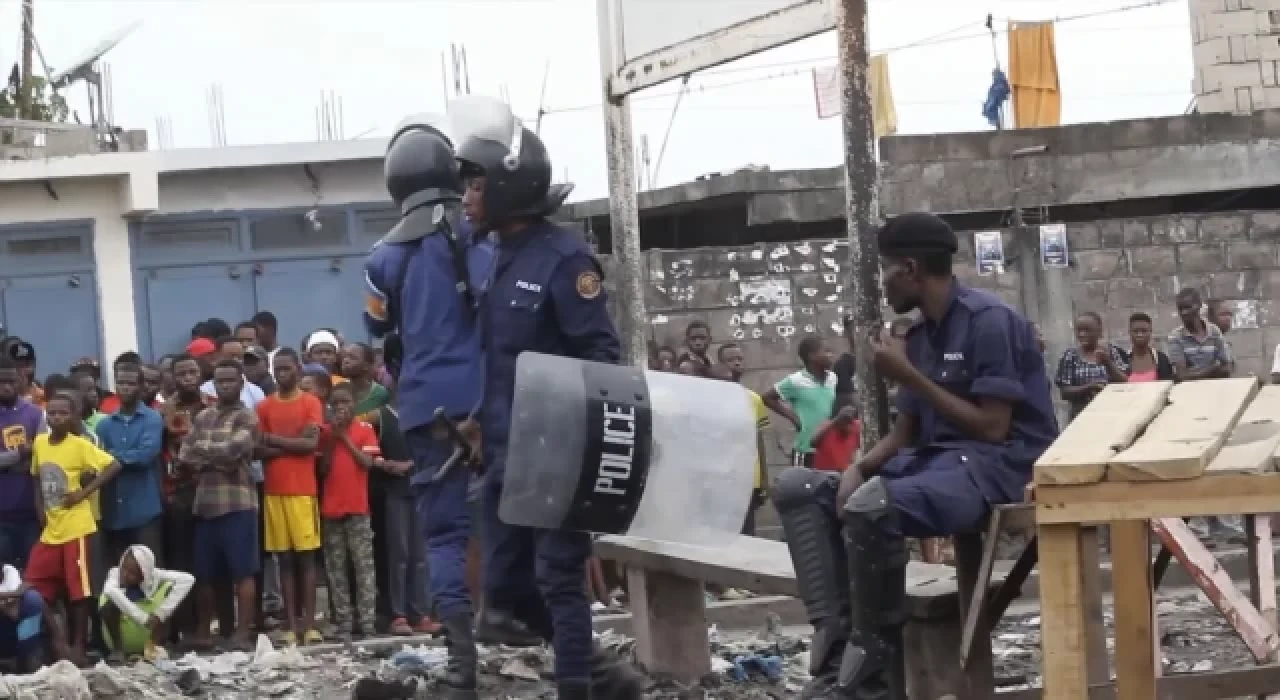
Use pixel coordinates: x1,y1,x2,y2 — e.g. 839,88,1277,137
448,96,557,226
383,114,463,217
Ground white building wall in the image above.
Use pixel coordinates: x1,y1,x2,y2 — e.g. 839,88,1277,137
0,141,390,373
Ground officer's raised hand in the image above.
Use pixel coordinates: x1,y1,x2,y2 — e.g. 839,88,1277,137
872,327,914,383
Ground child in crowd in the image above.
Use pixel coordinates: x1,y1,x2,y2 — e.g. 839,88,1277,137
26,392,122,665
810,395,861,473
100,545,194,662
320,384,380,639
763,336,837,468
256,349,325,646
0,564,63,673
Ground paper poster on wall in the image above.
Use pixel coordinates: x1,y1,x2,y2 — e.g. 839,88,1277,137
974,231,1004,275
1039,223,1069,268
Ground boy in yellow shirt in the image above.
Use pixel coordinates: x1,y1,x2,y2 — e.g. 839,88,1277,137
25,392,121,665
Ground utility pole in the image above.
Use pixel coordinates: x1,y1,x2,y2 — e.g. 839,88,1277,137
19,0,35,119
596,0,648,368
835,0,889,444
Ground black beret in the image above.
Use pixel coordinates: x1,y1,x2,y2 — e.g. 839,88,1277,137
876,212,958,255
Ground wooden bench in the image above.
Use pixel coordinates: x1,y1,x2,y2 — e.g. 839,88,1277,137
595,533,1015,699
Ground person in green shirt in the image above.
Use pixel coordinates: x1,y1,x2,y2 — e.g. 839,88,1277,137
763,335,837,468
341,343,389,423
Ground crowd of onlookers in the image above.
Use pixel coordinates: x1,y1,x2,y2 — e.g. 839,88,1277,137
1052,289,1255,542
0,311,448,672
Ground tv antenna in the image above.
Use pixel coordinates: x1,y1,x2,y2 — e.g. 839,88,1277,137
534,59,551,135
47,21,140,140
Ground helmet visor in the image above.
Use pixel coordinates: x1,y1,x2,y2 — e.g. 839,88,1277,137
446,96,525,171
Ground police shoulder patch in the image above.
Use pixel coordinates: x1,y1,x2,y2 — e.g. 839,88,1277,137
575,270,602,300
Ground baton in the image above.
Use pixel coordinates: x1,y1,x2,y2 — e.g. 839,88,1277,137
429,406,479,483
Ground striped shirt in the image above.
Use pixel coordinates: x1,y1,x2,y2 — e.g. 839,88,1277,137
1167,323,1232,373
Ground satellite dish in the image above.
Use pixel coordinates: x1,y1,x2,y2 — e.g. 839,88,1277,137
50,21,140,89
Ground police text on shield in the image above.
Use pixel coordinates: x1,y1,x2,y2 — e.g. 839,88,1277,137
595,403,636,496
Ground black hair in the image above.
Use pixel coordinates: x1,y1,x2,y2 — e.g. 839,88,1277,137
69,367,97,381
251,311,278,332
46,391,75,411
113,351,142,369
1176,287,1202,305
304,369,333,390
797,335,824,362
205,318,232,339
214,336,241,351
275,347,300,365
329,382,355,399
685,320,710,337
235,321,257,334
1129,312,1153,325
1077,311,1102,326
171,354,200,370
43,373,74,395
716,343,741,362
191,321,212,340
213,358,243,374
352,342,376,364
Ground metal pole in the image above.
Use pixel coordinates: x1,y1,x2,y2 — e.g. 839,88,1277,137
835,0,889,444
597,0,649,368
19,0,35,120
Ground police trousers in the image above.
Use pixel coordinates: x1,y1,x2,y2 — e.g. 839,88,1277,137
406,427,474,620
483,454,593,682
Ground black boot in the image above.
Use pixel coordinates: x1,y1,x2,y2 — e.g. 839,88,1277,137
439,614,478,700
557,680,591,700
474,608,542,647
838,476,908,700
589,646,644,699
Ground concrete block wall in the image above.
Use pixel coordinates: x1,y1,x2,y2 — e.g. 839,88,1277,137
1191,0,1280,113
954,211,1280,378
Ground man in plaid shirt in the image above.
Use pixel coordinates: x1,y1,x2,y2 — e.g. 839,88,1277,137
176,358,259,650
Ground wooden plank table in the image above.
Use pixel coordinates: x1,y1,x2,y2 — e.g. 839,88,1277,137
1035,379,1280,700
1036,475,1280,699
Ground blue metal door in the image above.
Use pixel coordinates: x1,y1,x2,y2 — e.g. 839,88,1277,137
253,257,367,349
3,273,101,377
142,265,256,358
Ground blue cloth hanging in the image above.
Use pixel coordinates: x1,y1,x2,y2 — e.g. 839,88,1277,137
982,68,1011,128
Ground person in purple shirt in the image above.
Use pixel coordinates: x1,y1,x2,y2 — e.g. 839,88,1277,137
0,356,48,571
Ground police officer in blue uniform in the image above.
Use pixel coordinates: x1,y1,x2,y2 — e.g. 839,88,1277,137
774,212,1057,700
363,114,495,700
449,96,643,700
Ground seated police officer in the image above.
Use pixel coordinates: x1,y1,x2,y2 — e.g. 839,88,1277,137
774,212,1057,700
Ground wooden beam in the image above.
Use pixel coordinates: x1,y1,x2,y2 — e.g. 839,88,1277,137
1245,514,1280,700
1208,386,1280,475
1111,520,1159,700
1036,473,1280,524
1037,523,1090,700
1151,518,1280,662
626,567,710,682
1035,381,1171,485
1109,378,1257,481
996,663,1280,699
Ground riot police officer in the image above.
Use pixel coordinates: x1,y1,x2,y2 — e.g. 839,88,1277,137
448,96,643,700
363,115,493,700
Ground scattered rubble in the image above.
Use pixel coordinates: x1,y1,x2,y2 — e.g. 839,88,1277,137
0,591,1260,699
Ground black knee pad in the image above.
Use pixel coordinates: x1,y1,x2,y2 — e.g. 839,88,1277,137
772,466,836,513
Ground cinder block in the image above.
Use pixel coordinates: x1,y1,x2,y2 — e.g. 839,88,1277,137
1128,246,1179,277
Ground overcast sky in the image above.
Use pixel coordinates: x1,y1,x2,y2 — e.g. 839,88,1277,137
5,0,1192,201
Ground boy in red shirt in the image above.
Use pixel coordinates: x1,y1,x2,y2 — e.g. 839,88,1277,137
319,383,380,639
810,398,861,473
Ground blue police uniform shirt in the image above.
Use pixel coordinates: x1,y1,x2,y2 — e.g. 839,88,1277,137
894,283,1057,503
481,220,621,461
364,222,494,432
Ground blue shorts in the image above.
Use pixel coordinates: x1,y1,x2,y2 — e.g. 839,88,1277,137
193,509,260,581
